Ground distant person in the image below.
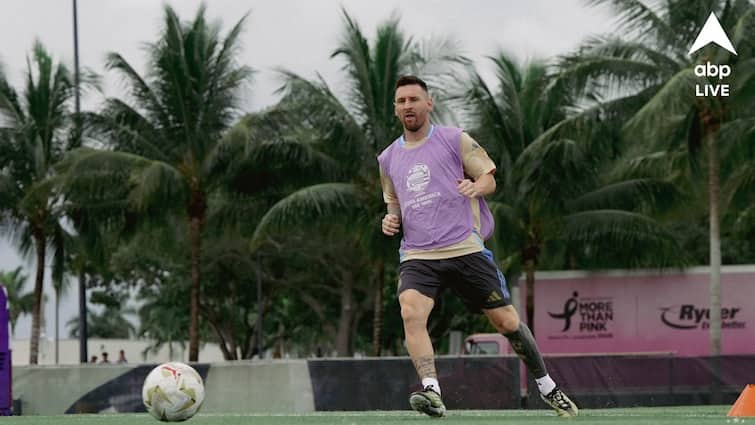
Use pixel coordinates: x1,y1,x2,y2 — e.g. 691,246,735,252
117,349,127,364
378,75,578,417
100,352,110,364
90,355,98,363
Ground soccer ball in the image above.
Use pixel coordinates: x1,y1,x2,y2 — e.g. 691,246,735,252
142,362,205,421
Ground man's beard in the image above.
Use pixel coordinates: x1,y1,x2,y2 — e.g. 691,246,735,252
403,117,424,132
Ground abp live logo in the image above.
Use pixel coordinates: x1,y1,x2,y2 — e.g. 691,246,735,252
689,12,737,97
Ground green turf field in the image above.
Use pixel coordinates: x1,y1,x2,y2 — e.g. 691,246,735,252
1,406,747,425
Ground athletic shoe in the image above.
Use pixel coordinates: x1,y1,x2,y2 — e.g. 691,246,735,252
409,386,446,418
540,387,578,417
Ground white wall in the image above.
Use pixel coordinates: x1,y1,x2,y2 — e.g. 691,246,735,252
10,338,226,365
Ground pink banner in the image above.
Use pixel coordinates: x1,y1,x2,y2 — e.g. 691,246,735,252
533,266,755,356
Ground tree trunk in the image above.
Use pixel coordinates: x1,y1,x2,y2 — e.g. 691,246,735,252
204,308,235,360
335,271,354,357
55,288,60,364
228,325,238,360
188,215,202,362
705,122,723,405
525,259,536,331
256,254,264,359
244,323,257,359
707,131,722,357
29,231,46,365
371,260,384,356
78,270,88,363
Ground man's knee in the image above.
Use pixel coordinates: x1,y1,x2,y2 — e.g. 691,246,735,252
399,290,432,327
486,306,520,334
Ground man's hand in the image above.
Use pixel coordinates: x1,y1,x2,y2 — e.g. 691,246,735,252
382,213,401,236
457,173,496,198
457,178,479,198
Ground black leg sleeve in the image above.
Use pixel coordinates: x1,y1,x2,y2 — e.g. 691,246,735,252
503,323,548,379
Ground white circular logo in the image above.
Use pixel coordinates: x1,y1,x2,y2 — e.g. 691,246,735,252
406,163,430,193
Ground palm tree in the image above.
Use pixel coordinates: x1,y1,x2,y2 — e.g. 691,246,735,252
51,241,70,364
559,0,754,355
57,5,252,361
67,290,137,340
0,267,34,335
250,9,467,355
138,295,188,361
66,308,136,339
0,42,80,364
456,52,685,328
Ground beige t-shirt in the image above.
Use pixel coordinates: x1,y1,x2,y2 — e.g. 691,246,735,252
380,131,496,261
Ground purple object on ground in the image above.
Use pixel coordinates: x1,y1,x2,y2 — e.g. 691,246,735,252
0,286,11,415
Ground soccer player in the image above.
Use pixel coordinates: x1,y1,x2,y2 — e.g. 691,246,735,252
378,75,578,418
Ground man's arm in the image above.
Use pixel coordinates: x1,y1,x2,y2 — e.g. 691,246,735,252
382,203,401,236
386,202,401,218
458,132,497,198
457,171,496,198
380,166,401,236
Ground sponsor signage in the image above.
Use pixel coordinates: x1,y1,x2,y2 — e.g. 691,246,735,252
534,266,754,355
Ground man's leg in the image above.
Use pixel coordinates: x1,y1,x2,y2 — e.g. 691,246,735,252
399,289,445,417
484,306,578,417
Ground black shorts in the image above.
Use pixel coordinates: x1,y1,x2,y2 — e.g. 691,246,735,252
397,250,511,311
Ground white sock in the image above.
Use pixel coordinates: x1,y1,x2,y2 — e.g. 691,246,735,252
536,375,556,395
421,377,441,395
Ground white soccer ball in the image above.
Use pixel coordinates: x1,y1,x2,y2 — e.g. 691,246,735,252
142,362,205,421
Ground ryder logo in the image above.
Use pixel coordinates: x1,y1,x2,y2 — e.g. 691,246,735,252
660,304,746,330
689,12,737,97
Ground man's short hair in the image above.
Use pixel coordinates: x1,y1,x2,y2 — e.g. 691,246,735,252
395,75,428,93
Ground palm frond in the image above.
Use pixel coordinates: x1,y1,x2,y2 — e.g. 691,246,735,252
564,209,685,267
514,138,591,209
530,87,654,154
331,9,376,126
56,147,185,216
105,52,168,124
557,54,663,99
718,117,755,159
410,36,471,97
623,67,699,145
251,183,362,248
721,161,755,213
575,36,681,74
85,100,169,161
568,178,682,212
610,148,691,182
127,160,187,212
487,200,524,252
728,7,755,58
0,66,26,127
586,0,680,49
274,70,367,166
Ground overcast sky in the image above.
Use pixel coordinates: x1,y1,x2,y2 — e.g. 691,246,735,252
1,0,616,339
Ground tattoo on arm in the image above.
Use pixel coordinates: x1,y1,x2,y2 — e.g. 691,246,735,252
412,355,437,379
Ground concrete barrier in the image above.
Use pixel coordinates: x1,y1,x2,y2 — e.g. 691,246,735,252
202,360,314,413
12,360,315,415
13,365,130,415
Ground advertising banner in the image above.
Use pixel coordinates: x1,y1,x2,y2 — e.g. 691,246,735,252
534,266,754,356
